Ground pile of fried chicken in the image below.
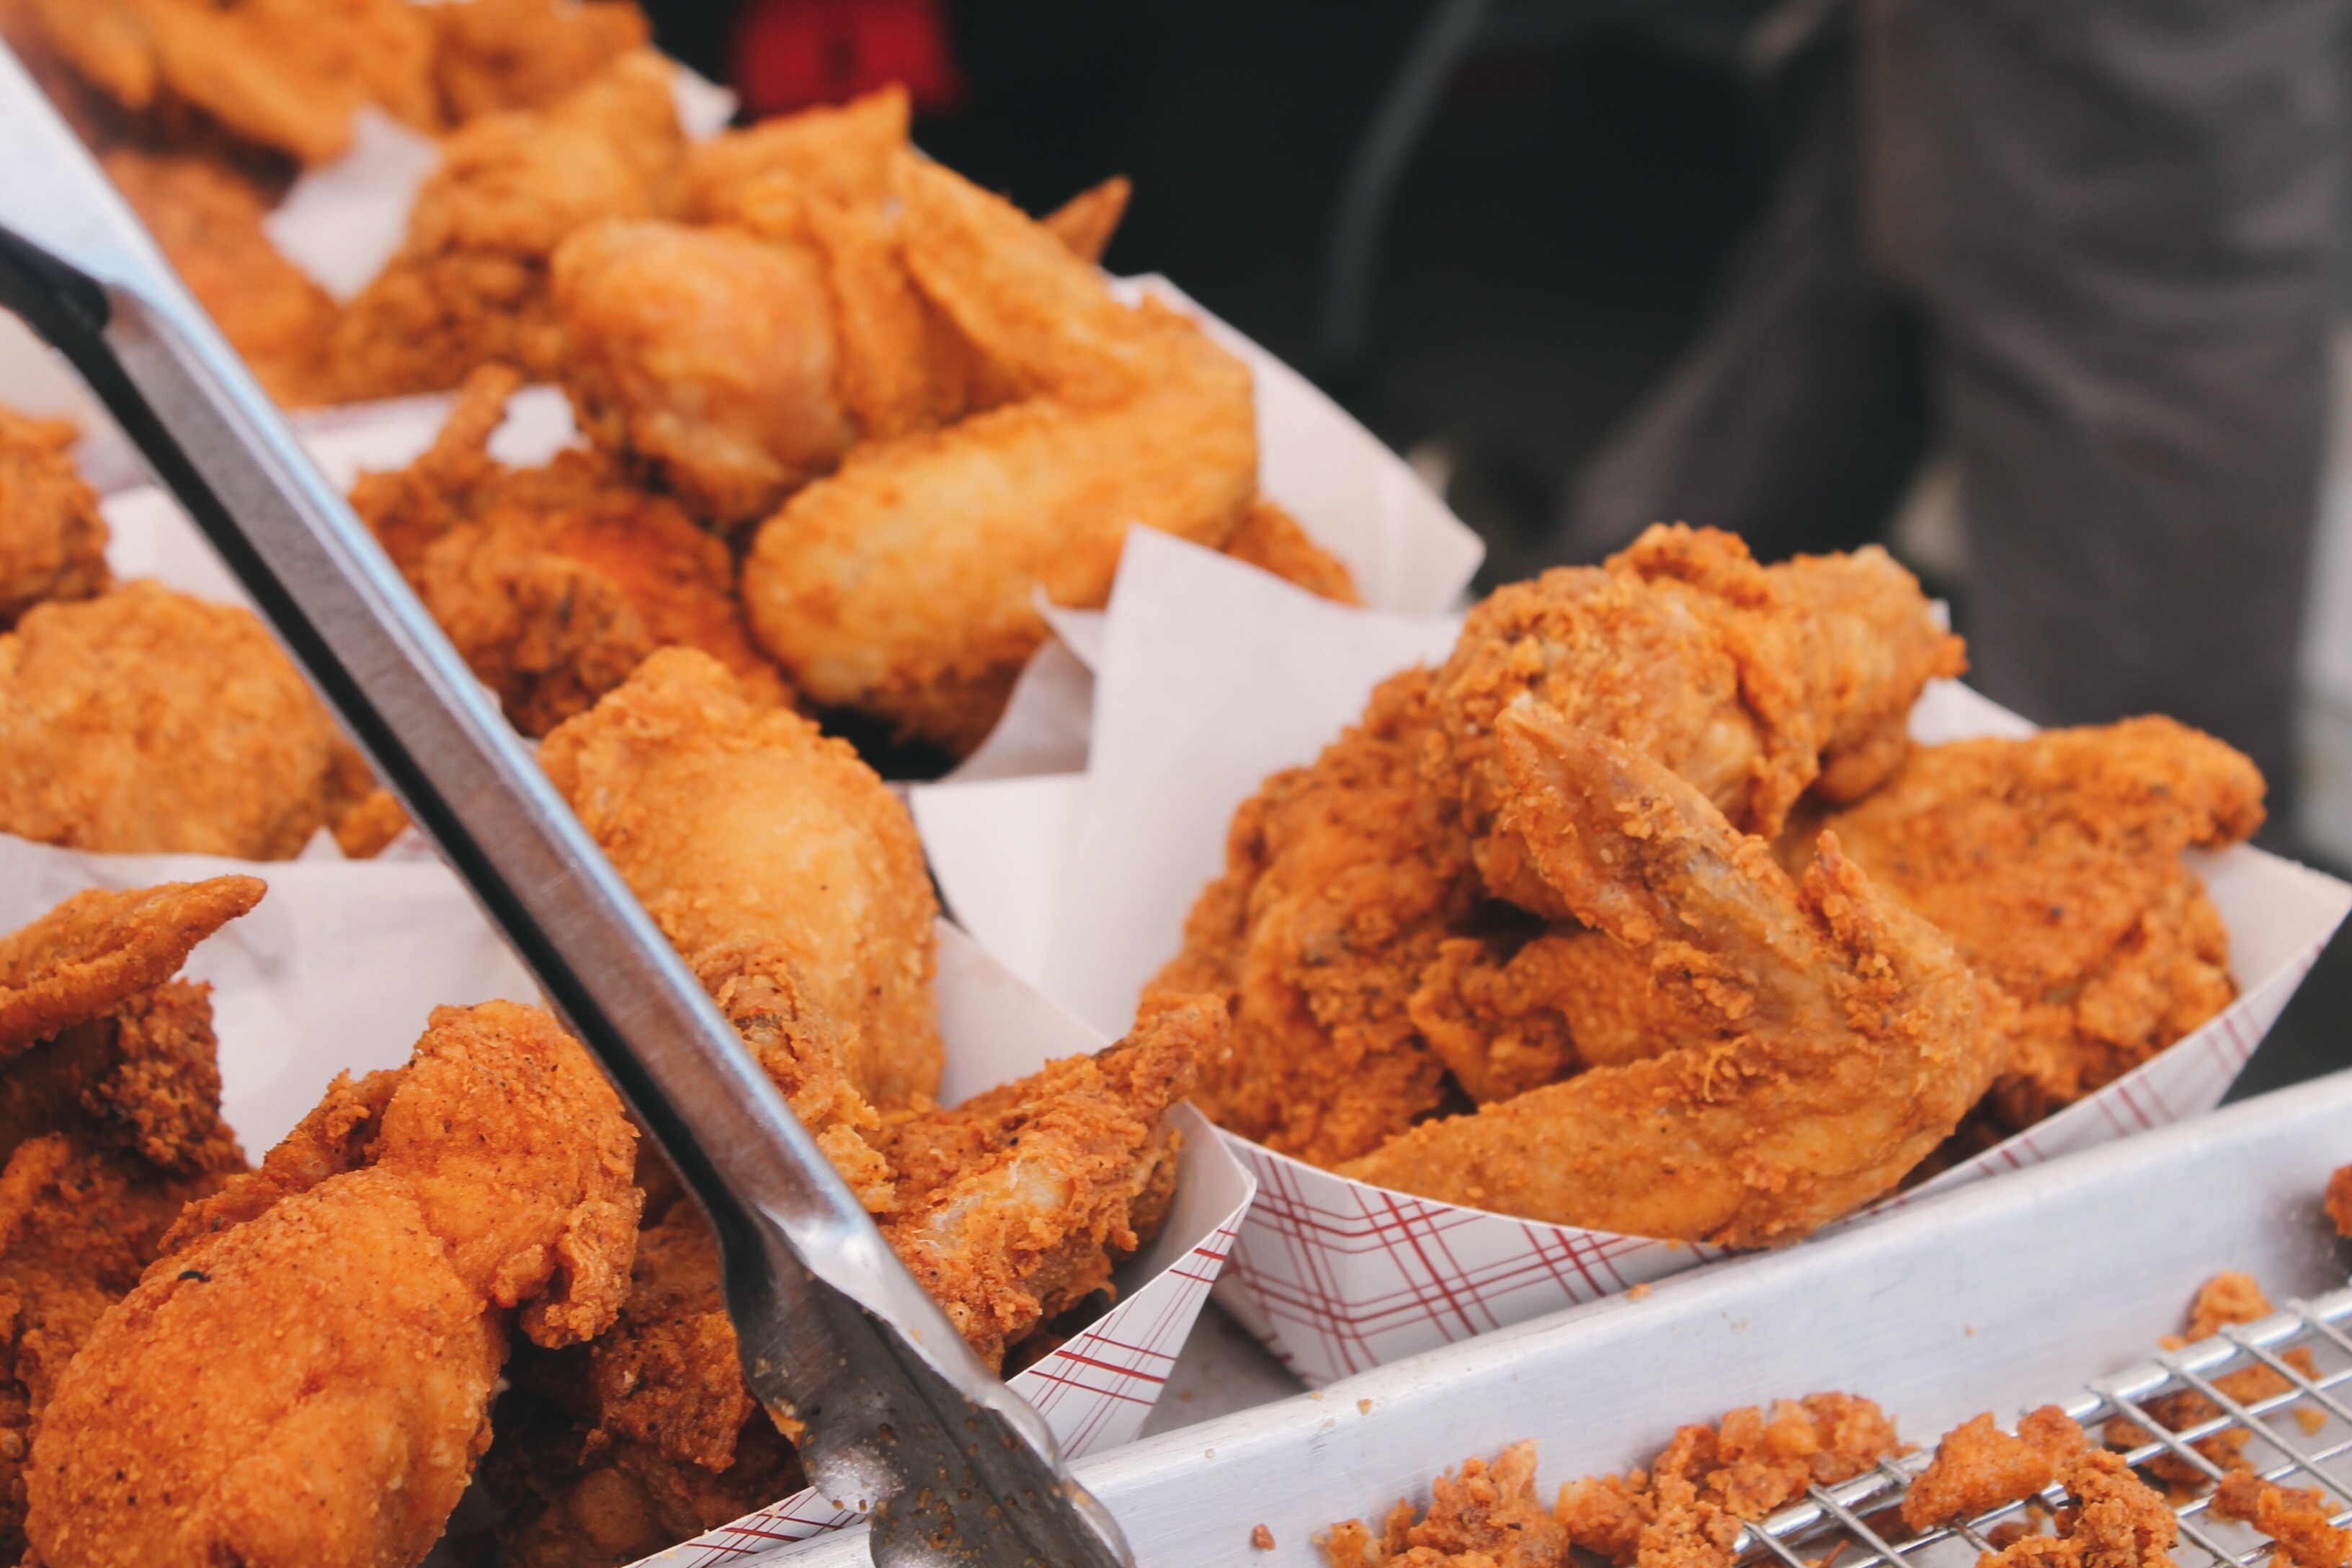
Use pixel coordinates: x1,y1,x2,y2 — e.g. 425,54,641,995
4,0,1359,760
1319,1240,2352,1568
1149,524,2265,1246
0,646,1222,1568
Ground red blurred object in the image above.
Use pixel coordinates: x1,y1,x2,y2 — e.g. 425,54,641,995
734,0,968,118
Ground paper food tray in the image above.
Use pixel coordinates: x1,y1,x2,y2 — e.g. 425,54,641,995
729,1063,2352,1568
911,530,2352,1386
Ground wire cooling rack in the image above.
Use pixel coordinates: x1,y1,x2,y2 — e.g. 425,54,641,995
1731,1283,2352,1568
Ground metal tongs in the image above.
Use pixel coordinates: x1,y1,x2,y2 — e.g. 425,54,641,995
0,46,1129,1568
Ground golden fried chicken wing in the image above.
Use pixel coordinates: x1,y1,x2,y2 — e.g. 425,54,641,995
425,0,651,122
353,365,790,735
741,152,1257,754
17,0,436,164
552,220,857,525
1221,495,1361,604
329,51,684,398
1902,1408,2087,1531
1324,1441,1567,1568
1340,706,1994,1245
540,649,942,1209
0,406,110,632
102,148,339,406
0,582,377,859
1814,718,2263,1130
0,878,257,1562
1431,526,1964,918
27,1000,640,1568
1039,175,1133,267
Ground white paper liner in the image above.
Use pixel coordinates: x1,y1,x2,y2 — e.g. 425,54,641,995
911,529,2352,1386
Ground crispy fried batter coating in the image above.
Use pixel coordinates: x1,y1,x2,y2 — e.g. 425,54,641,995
329,52,683,398
0,407,110,631
1222,496,1361,605
0,881,256,1562
2328,1164,2352,1241
1815,718,2263,1131
1976,1450,2178,1568
1432,526,1963,918
2104,1273,2319,1492
742,152,1257,754
0,583,373,859
1324,1441,1567,1568
684,85,907,224
1902,1408,2088,1530
540,649,942,1208
1340,708,1994,1245
352,365,790,736
553,220,857,525
1146,669,1479,1166
17,0,436,164
425,0,651,122
27,1001,640,1568
1040,174,1132,265
102,148,339,406
2212,1473,2352,1568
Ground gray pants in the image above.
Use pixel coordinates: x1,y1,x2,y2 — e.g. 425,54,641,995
1559,0,2346,816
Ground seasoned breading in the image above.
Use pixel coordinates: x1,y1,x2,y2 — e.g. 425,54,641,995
2212,1472,2352,1568
1325,1442,1566,1568
1975,1450,2178,1568
0,407,110,631
1901,1407,2087,1530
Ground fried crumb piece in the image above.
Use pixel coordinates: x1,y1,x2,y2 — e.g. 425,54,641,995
1903,1407,2088,1531
2212,1472,2352,1568
1629,1283,1653,1301
2326,1165,2352,1242
1253,1523,1277,1550
1977,1450,2178,1568
1322,1441,1567,1567
2105,1273,2317,1490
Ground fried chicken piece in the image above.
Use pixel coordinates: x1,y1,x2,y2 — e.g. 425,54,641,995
741,151,1257,754
540,649,941,1209
425,0,651,122
0,581,378,859
1814,718,2263,1131
1431,526,1964,919
352,365,790,735
1040,174,1132,266
26,1000,640,1568
17,0,436,164
102,147,339,406
2105,1273,2319,1492
1976,1450,2178,1568
2328,1165,2352,1240
553,220,857,526
684,85,908,224
2213,1473,2351,1568
1903,1409,2088,1530
0,878,258,1562
0,406,110,633
1554,1394,1905,1568
1325,1442,1568,1568
1144,669,1481,1166
329,52,684,398
1340,706,1994,1245
1222,496,1362,605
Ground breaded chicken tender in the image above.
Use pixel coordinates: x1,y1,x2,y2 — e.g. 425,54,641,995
0,406,110,631
1432,525,1964,919
424,0,651,123
0,581,377,859
26,1000,641,1568
352,365,790,735
1813,718,2263,1130
15,0,437,164
742,151,1257,754
0,878,259,1562
329,52,684,398
539,649,941,1209
103,148,339,406
1340,707,1994,1245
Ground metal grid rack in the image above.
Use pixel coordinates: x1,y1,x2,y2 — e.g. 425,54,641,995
1732,1283,2352,1568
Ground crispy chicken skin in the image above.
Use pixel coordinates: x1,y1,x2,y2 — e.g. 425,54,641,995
0,878,259,1562
352,365,790,736
742,151,1257,754
26,1000,641,1568
0,582,376,859
424,0,651,123
1431,526,1963,919
102,148,339,406
1146,669,1479,1167
15,0,436,164
1812,718,2263,1130
1901,1407,2087,1531
540,648,942,1209
1340,707,1993,1246
329,52,684,399
0,407,110,632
